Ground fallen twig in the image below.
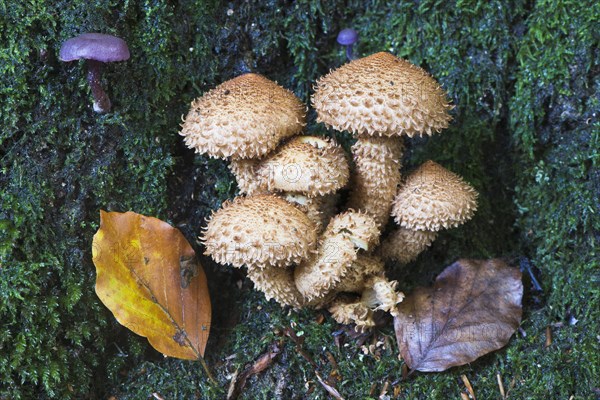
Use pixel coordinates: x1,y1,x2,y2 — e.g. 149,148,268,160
461,374,476,400
497,372,506,399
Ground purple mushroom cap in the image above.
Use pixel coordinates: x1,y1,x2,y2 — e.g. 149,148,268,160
59,33,130,63
336,28,359,46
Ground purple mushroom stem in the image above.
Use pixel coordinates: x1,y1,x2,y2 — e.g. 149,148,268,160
86,60,111,113
337,28,359,61
345,45,354,61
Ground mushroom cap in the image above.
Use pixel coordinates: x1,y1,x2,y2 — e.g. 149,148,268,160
201,194,317,268
326,210,381,251
59,33,130,63
391,160,478,231
256,136,350,197
180,73,306,159
312,52,452,137
337,28,359,46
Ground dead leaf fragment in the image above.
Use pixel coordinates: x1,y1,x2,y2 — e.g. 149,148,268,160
394,259,522,372
315,371,345,400
92,211,211,360
227,342,281,400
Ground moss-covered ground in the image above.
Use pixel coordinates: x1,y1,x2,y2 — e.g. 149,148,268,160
1,0,598,398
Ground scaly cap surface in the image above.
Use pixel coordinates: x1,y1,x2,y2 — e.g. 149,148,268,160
256,136,349,196
201,194,317,268
312,52,452,137
181,73,306,159
391,160,478,231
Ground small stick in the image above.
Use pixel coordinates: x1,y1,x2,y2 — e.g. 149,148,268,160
461,374,476,400
198,356,218,385
379,380,390,398
545,326,552,347
497,372,506,399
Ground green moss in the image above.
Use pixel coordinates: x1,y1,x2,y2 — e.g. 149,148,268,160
1,0,598,398
0,0,221,398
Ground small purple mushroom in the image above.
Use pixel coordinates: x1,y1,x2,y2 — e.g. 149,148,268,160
336,28,359,61
59,33,130,113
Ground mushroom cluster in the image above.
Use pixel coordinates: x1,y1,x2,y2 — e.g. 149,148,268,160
181,52,479,331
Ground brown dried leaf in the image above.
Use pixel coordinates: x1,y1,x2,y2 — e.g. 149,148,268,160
227,342,281,400
394,259,522,372
92,211,211,360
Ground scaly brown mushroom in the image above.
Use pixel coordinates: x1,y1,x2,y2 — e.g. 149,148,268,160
328,272,405,332
252,135,348,231
384,160,478,263
201,194,317,269
180,73,306,194
392,160,478,231
256,136,349,197
312,52,452,138
312,52,453,227
329,295,375,332
328,255,404,329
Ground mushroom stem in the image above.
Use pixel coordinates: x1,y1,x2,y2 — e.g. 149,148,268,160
347,136,404,229
345,45,354,61
86,59,111,113
378,227,438,264
294,211,380,300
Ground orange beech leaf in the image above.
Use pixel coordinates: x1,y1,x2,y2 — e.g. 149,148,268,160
394,259,522,372
92,210,211,360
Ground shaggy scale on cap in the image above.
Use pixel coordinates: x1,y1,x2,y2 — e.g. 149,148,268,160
347,137,403,227
284,193,339,233
360,276,404,316
229,158,266,195
294,211,379,300
246,264,304,308
391,160,478,231
328,296,375,332
256,136,349,197
201,194,317,268
180,73,306,159
312,52,452,137
379,227,438,264
328,274,404,331
335,254,386,294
